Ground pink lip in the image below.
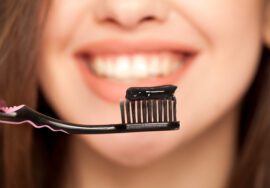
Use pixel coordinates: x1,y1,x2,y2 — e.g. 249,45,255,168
74,39,198,103
75,39,199,55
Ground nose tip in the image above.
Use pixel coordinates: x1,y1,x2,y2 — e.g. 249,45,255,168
94,0,169,30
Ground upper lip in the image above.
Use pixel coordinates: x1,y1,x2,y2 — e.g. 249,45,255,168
75,39,199,57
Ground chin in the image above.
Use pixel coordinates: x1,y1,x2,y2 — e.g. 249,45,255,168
80,131,181,167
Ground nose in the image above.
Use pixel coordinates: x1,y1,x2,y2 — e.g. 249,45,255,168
94,0,169,30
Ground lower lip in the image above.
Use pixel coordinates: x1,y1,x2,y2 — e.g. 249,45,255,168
75,54,194,103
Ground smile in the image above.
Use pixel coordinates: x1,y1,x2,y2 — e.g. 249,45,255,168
82,52,185,81
74,39,198,102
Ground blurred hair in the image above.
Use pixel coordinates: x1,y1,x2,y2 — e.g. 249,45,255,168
0,1,68,188
229,48,270,188
0,0,269,188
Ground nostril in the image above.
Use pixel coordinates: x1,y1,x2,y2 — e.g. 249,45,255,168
102,15,159,30
142,16,156,22
105,17,118,25
94,0,169,30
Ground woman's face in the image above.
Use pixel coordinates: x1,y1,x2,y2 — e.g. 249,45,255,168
39,0,268,166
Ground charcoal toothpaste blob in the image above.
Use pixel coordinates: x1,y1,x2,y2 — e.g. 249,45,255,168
0,85,180,134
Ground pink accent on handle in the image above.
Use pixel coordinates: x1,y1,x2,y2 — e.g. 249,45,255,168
0,105,25,113
0,120,69,134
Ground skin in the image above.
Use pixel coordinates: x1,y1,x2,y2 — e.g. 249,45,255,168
39,0,270,187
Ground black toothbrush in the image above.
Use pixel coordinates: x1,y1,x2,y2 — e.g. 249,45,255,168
0,85,180,134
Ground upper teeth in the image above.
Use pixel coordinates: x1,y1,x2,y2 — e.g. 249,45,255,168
86,52,184,80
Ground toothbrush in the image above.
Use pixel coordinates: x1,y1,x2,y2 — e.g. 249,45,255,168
0,85,180,134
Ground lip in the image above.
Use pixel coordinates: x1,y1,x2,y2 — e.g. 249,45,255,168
75,39,199,55
74,39,198,103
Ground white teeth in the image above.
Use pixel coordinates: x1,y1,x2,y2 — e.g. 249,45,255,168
149,55,160,76
161,54,170,76
131,55,148,79
92,57,105,76
106,59,114,77
88,53,184,80
114,56,130,79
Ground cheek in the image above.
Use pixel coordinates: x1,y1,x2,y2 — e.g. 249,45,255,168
175,0,263,147
43,0,90,48
173,0,263,54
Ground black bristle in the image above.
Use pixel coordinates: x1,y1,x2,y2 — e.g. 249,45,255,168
147,100,152,123
173,97,177,121
137,100,141,123
120,101,125,124
142,100,147,123
123,98,176,124
158,99,163,122
169,99,172,122
163,100,167,122
131,101,136,123
153,100,157,123
125,100,131,124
